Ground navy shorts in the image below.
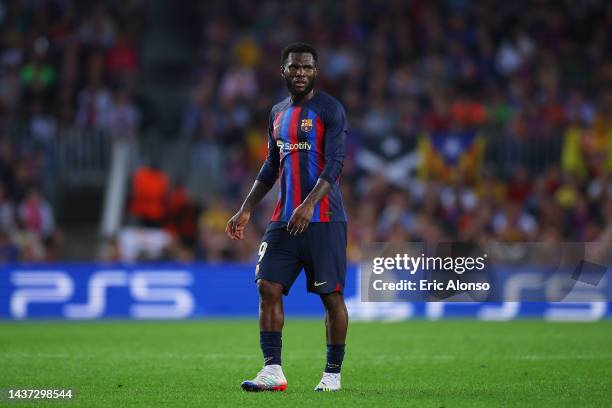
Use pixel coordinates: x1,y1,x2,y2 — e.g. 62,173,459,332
255,222,347,295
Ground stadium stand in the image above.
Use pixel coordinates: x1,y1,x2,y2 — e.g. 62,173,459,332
0,0,610,263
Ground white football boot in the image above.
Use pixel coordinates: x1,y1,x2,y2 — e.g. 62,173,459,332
241,364,287,392
314,372,341,392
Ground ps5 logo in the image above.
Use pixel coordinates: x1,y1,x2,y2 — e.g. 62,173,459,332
10,270,194,319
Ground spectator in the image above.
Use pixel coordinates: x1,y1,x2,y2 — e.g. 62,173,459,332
128,162,169,228
164,182,199,248
105,89,140,139
20,38,55,104
76,52,112,129
105,30,138,86
0,230,20,263
0,182,16,233
18,189,55,240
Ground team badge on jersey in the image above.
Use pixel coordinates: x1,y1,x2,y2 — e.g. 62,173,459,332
300,118,313,132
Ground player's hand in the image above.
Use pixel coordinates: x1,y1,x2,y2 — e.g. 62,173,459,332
287,202,314,235
226,209,251,240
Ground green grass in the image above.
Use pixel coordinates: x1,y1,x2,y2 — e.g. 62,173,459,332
0,320,611,407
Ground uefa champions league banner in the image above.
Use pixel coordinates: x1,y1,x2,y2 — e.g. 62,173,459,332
0,263,610,320
0,263,334,320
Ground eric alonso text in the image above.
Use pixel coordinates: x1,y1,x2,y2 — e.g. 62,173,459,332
372,254,487,275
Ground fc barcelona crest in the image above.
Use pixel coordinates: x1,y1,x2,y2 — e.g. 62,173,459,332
300,118,313,132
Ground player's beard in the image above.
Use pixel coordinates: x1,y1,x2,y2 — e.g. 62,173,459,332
285,76,315,99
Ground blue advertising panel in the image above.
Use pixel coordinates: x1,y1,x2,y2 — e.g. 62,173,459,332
0,263,609,320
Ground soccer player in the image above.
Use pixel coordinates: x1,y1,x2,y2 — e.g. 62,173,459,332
226,42,348,392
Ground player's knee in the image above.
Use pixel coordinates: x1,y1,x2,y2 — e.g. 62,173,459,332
321,292,345,312
257,279,283,301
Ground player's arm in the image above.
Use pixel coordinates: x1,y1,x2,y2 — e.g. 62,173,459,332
226,114,280,240
287,103,347,235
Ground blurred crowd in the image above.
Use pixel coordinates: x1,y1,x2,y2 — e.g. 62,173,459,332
0,139,60,261
181,0,612,263
0,0,143,261
0,0,143,135
1,0,611,263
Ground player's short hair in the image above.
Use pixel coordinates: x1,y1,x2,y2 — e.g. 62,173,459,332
281,42,318,66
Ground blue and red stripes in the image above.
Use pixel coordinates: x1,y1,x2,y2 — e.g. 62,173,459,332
271,169,284,221
271,110,285,221
315,116,330,222
272,106,331,223
306,109,320,221
298,108,311,213
288,107,302,215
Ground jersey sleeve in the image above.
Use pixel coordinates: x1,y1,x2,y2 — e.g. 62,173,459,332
256,110,280,186
319,102,347,184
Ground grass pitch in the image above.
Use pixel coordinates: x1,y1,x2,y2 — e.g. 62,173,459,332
0,320,610,407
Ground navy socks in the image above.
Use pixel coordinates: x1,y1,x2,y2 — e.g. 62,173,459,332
325,344,345,373
260,332,345,372
260,331,282,366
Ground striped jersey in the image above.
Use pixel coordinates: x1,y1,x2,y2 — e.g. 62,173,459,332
257,91,347,228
